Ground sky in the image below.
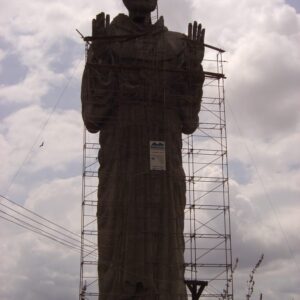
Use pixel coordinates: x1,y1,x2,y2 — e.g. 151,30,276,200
0,0,300,299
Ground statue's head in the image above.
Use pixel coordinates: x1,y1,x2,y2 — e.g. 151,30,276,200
123,0,157,14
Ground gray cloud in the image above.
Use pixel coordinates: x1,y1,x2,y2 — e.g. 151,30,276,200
0,0,300,299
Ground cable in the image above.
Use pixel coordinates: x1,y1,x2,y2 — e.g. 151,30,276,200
0,214,83,254
0,194,96,246
0,208,98,260
0,209,83,253
0,195,99,259
0,201,95,250
4,58,84,196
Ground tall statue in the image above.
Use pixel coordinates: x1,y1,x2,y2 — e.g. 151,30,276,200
81,0,205,299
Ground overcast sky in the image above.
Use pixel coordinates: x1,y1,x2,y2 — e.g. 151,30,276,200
0,0,300,299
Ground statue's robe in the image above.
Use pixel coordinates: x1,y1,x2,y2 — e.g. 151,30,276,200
81,14,204,300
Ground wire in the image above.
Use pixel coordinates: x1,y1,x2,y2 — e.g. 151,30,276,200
0,194,97,249
0,201,95,250
0,214,83,254
0,209,83,253
4,58,84,196
0,207,99,260
0,194,95,245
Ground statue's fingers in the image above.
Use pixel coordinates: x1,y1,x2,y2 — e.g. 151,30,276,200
201,28,206,44
92,18,96,36
92,19,98,36
97,12,105,29
105,14,110,29
193,21,198,41
188,23,192,39
197,24,202,41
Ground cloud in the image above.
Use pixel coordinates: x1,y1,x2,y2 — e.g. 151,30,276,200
0,177,81,300
0,105,82,193
0,0,101,105
0,229,79,300
157,0,194,32
1,0,300,299
25,176,82,231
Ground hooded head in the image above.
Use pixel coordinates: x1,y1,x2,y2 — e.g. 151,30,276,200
123,0,157,14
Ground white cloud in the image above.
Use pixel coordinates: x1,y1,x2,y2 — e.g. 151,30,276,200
0,105,82,199
0,177,82,300
0,0,110,105
0,48,6,63
25,176,82,231
0,229,79,300
1,0,300,299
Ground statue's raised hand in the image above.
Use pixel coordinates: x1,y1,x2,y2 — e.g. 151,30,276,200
92,12,110,37
188,21,205,63
88,13,111,62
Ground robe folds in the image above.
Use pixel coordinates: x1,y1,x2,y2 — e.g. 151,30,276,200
81,14,204,300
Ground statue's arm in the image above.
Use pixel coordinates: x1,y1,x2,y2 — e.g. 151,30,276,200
180,21,205,135
81,62,97,133
180,69,204,135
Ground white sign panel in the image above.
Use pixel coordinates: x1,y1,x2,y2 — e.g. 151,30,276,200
150,141,166,171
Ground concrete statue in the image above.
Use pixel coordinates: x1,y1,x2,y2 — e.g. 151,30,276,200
81,0,205,298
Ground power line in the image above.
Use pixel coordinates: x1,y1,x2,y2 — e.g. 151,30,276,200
0,194,95,247
0,207,98,260
4,58,84,196
0,209,84,253
0,201,95,250
0,194,97,254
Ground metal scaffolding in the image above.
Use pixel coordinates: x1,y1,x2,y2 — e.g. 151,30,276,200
79,43,233,299
183,48,233,299
79,131,100,299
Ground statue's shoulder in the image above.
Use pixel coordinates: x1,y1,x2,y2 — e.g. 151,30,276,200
110,13,128,27
108,14,137,35
163,30,187,54
165,30,186,39
165,30,186,41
